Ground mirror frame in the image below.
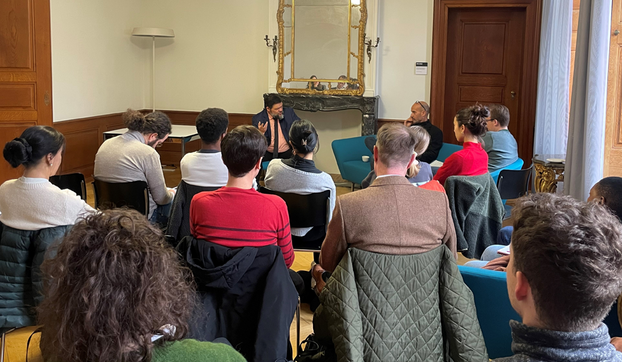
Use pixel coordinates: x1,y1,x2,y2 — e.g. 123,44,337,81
276,0,367,96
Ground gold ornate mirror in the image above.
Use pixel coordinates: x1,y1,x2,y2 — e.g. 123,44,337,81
276,0,367,96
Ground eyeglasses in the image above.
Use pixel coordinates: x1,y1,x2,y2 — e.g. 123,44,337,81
415,101,430,115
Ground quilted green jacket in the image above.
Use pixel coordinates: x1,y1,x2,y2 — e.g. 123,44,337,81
0,222,70,332
318,246,488,362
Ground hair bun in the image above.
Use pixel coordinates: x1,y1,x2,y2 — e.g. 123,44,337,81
3,137,32,168
471,104,490,120
122,108,146,130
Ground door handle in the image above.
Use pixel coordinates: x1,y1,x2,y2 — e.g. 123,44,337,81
510,91,516,99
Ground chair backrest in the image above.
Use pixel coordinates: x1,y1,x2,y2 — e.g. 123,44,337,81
496,165,533,200
166,180,220,242
458,266,519,358
259,187,330,228
92,179,149,215
436,143,462,162
490,158,524,184
49,173,87,200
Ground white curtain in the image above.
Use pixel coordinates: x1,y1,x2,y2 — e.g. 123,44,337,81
533,0,572,156
565,0,612,201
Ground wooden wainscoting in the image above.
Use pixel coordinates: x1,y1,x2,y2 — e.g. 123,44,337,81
54,113,125,180
54,110,254,181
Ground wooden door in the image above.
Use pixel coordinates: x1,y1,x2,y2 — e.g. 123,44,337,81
431,0,541,164
604,0,622,176
0,0,52,183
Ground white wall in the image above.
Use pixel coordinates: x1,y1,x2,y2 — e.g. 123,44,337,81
50,0,148,121
376,0,434,120
142,0,269,113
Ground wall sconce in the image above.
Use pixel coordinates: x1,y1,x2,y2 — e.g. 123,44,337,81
365,35,380,63
264,35,278,62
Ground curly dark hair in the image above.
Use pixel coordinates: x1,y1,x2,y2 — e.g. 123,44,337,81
123,109,172,139
455,103,489,137
38,209,194,362
511,193,622,332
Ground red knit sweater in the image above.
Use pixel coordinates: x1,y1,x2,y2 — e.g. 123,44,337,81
433,142,489,186
190,187,294,268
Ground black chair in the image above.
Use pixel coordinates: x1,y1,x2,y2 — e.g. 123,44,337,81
259,187,331,253
496,165,533,220
49,173,87,200
92,179,149,216
166,180,220,243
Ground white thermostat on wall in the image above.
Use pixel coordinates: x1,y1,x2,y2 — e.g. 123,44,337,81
415,62,428,75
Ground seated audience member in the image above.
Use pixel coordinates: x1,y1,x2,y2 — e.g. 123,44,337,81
365,101,443,165
252,94,301,162
190,125,294,268
496,193,622,362
94,109,175,226
469,176,622,272
307,75,326,91
180,108,229,187
433,104,489,186
38,209,245,362
265,119,336,238
0,126,94,229
482,104,518,172
312,123,457,284
0,126,94,331
404,100,443,163
361,125,441,192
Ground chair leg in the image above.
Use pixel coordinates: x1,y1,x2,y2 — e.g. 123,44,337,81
296,296,301,355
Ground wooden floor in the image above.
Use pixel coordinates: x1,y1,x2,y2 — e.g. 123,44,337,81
86,169,478,358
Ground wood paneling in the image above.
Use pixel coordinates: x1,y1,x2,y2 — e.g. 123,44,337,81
0,84,35,109
431,0,542,165
0,0,32,69
54,113,125,180
0,0,51,184
54,110,255,181
604,0,622,176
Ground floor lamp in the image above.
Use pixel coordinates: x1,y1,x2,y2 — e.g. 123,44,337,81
131,27,175,112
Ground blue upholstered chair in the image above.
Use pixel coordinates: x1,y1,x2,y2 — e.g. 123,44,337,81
490,158,524,185
332,136,374,189
436,143,462,162
459,265,622,359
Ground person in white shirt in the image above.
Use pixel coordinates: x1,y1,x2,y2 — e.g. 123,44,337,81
180,108,230,187
0,125,94,230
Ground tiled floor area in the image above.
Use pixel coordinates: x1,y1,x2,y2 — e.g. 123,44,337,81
86,168,481,358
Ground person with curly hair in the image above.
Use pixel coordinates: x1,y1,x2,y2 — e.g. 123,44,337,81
94,109,176,227
497,193,622,361
433,104,490,186
37,209,245,362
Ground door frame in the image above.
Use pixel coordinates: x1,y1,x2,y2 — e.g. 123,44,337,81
430,0,542,164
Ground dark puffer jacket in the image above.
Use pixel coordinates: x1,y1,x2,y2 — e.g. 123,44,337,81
0,222,70,332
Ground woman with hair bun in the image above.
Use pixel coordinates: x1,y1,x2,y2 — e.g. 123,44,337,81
265,119,336,239
0,125,94,330
433,104,490,186
0,125,94,229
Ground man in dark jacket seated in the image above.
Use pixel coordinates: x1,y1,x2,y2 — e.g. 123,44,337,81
497,193,622,361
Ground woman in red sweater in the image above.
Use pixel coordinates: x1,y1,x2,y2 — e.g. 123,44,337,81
433,104,490,186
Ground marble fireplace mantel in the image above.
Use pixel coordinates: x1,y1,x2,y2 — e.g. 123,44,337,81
264,94,380,136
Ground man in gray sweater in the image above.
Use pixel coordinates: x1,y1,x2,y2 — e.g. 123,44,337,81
94,109,175,227
496,193,622,361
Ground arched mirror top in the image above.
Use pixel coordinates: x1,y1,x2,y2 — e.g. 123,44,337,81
276,0,367,96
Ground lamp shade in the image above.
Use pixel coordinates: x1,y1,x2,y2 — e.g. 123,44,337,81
131,27,175,38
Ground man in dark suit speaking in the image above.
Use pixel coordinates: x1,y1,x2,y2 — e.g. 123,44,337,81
252,94,300,162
